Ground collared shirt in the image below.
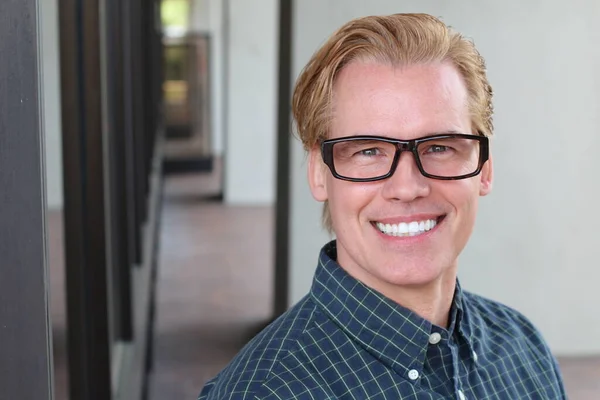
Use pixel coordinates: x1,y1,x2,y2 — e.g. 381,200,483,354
198,241,567,400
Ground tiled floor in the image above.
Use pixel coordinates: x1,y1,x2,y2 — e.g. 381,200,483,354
148,172,273,399
48,170,600,399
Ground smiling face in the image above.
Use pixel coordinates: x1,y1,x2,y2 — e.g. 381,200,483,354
308,61,493,294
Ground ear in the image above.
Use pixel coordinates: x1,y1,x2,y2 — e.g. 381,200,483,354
308,146,328,202
479,154,493,196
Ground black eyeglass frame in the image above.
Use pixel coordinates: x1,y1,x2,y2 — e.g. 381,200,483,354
320,133,490,182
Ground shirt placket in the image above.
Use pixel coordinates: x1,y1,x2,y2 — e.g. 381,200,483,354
424,328,455,397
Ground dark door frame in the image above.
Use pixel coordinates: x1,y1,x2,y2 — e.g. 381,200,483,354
0,0,54,399
273,0,294,317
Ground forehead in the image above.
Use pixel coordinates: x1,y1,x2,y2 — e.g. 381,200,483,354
330,61,471,139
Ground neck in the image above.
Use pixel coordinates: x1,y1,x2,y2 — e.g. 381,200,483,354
386,273,457,328
340,259,458,328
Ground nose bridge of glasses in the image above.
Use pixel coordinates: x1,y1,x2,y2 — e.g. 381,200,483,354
394,140,414,154
389,140,422,177
392,140,419,164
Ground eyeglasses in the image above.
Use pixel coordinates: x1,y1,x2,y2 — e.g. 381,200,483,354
321,134,489,182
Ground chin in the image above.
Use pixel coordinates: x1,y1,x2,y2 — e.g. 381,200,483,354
377,258,446,288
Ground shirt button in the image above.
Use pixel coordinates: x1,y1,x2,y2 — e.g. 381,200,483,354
407,369,419,380
428,332,442,345
472,350,479,362
458,390,467,400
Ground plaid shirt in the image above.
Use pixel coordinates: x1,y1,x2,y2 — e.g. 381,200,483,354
199,241,567,399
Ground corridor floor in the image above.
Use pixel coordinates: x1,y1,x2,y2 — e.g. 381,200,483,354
148,173,274,399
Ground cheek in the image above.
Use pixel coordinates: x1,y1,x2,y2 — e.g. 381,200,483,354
441,180,480,221
327,179,378,221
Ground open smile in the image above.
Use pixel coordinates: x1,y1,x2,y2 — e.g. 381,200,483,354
372,216,445,237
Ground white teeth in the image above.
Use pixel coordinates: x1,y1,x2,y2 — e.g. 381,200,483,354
375,218,438,237
399,222,408,234
408,222,419,233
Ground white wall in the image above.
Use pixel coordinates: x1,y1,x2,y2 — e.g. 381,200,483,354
224,0,278,204
208,0,225,156
189,0,225,156
290,0,600,356
41,0,64,209
190,0,211,32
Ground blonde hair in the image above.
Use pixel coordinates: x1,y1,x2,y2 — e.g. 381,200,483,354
292,13,494,232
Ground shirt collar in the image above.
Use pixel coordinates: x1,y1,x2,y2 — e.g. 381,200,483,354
310,241,474,381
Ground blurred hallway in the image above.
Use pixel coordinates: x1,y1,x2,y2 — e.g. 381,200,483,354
148,170,273,399
10,1,598,399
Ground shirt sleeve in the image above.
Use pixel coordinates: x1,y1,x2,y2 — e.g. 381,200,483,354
510,307,569,399
550,353,568,399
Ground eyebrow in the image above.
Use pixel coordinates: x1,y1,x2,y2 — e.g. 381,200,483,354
349,130,468,138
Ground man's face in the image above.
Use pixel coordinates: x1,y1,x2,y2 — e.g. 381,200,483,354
308,61,493,293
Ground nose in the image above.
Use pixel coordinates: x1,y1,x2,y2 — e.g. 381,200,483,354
381,151,430,202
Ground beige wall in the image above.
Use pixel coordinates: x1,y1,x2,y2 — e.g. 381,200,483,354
224,0,278,204
192,0,279,204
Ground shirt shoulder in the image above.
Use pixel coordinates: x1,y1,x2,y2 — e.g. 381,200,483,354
463,290,566,394
463,290,549,347
198,294,323,400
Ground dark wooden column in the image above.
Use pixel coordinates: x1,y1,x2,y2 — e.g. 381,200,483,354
58,0,112,398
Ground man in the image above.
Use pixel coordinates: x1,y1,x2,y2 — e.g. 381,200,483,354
199,13,567,399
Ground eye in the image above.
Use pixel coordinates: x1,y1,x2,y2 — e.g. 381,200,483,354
356,148,381,157
427,144,449,153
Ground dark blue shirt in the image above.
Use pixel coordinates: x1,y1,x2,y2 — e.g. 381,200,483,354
199,241,567,399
